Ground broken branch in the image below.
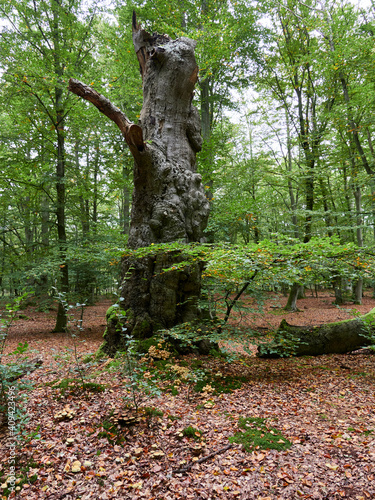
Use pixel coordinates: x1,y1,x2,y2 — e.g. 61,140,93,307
173,444,233,474
68,78,144,158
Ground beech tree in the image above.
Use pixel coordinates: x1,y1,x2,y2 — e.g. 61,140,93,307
69,13,210,355
0,0,103,330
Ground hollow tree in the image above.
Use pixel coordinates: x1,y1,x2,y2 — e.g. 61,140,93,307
69,14,210,356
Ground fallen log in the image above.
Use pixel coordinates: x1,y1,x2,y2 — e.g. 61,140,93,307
257,307,375,358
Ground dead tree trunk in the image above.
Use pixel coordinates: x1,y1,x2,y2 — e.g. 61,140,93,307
257,307,375,358
69,14,210,356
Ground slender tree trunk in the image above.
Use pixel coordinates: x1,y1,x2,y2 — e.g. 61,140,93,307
285,110,299,239
41,196,50,248
284,282,301,312
52,3,68,332
342,161,355,242
75,142,90,236
319,177,333,237
333,274,344,305
353,185,364,304
53,118,69,332
24,196,33,254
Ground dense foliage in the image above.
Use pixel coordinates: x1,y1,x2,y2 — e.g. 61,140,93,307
1,0,375,319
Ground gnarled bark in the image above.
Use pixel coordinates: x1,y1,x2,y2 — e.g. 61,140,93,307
69,14,210,355
257,307,375,358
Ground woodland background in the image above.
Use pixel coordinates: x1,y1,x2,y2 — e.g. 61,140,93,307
2,0,375,313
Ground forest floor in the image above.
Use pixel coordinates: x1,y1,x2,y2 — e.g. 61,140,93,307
0,291,374,500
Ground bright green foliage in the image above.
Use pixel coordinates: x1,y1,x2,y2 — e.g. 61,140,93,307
229,416,292,452
121,237,375,340
0,0,135,308
1,0,375,330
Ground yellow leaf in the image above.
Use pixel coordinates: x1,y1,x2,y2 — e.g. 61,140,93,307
326,463,339,471
129,481,142,489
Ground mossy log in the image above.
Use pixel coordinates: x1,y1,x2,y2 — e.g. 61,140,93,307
257,307,375,358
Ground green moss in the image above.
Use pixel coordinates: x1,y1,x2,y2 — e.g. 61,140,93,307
106,304,120,321
190,359,203,369
182,426,203,440
95,343,108,358
137,337,159,354
82,354,95,363
48,378,106,396
167,414,181,421
98,416,126,446
170,385,179,396
194,374,247,394
143,407,164,418
229,416,292,452
132,318,152,338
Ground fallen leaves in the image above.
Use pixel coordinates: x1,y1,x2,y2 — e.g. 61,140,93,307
1,296,375,499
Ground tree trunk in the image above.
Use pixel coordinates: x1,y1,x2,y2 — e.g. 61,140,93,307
52,2,68,333
257,308,375,358
284,283,301,312
353,185,363,304
69,14,210,355
333,278,344,305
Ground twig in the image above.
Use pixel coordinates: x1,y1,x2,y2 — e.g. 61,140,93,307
172,443,232,474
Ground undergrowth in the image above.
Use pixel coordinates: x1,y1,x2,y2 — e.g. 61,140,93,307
182,425,203,440
47,378,106,397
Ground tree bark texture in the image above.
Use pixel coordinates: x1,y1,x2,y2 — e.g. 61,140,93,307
257,307,375,358
69,14,210,355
